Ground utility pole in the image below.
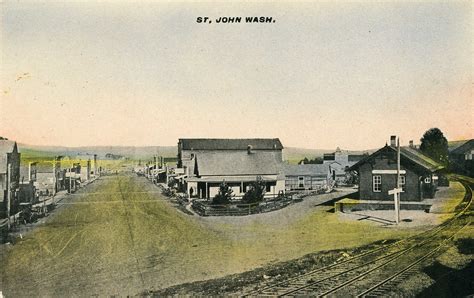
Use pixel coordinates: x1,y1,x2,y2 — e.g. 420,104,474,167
52,161,56,195
155,155,159,183
93,154,98,178
69,168,72,193
388,136,402,225
87,159,91,181
396,137,401,224
6,163,11,230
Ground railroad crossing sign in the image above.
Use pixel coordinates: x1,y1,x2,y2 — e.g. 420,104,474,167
389,187,402,224
389,136,402,225
388,188,402,195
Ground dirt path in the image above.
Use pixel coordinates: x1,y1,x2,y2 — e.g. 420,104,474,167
0,174,427,296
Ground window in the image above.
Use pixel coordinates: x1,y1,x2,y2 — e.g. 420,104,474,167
424,177,431,183
399,175,406,192
298,176,305,188
373,175,381,192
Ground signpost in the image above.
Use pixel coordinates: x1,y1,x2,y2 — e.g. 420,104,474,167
388,187,402,224
388,137,401,224
6,163,11,230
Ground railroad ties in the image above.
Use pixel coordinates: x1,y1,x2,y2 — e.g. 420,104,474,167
246,178,473,297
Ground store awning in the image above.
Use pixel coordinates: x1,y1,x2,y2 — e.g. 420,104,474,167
185,175,277,183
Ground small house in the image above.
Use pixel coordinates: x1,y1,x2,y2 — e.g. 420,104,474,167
283,163,332,191
348,137,445,202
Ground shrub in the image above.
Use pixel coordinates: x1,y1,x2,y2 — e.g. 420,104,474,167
242,176,266,204
212,181,233,205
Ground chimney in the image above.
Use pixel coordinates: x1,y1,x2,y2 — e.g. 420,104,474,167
390,136,397,147
409,140,414,148
247,145,253,154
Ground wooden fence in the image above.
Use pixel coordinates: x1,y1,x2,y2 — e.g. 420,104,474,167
191,197,294,216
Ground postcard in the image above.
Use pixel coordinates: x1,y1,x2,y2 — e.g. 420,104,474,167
1,1,472,297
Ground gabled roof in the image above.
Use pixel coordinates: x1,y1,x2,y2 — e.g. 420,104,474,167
450,139,474,155
348,145,444,173
0,140,17,155
195,151,282,176
0,140,18,173
179,138,283,150
283,163,330,176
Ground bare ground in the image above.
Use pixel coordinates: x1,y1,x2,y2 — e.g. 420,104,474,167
0,174,455,296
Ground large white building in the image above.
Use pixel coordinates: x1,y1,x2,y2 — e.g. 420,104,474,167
177,138,285,200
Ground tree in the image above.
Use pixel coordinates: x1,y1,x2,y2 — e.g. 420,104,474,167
242,176,266,204
212,181,233,205
344,170,359,185
420,128,449,165
299,157,323,164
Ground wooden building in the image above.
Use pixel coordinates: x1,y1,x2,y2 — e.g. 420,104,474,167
0,140,21,218
449,139,474,177
34,161,64,196
283,163,332,191
19,162,38,204
348,137,445,202
323,147,365,183
178,138,285,199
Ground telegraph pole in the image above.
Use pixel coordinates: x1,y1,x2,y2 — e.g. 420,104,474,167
6,163,11,230
94,154,98,177
396,137,401,224
388,136,402,225
87,159,91,181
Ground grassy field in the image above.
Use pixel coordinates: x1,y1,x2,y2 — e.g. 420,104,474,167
0,174,444,296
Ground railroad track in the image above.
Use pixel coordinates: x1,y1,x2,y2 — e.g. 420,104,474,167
245,178,473,297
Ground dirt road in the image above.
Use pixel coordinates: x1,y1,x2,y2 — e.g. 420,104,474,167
0,173,422,296
1,174,224,296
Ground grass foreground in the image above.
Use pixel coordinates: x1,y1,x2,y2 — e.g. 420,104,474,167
0,173,455,296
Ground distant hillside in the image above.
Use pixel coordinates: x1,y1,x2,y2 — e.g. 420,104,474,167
18,141,468,164
18,144,177,159
283,147,375,164
283,147,332,164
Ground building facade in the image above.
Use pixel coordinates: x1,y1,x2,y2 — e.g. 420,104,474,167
348,139,444,202
323,148,365,183
178,138,285,199
0,140,21,218
283,163,332,191
449,139,474,177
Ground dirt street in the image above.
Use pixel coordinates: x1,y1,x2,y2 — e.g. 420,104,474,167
0,173,427,296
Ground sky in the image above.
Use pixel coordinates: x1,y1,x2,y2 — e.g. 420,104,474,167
1,1,472,150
